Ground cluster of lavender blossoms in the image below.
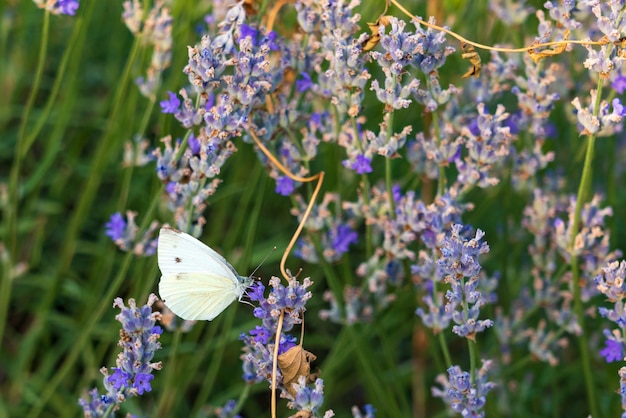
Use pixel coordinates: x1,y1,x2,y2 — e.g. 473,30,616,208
596,261,626,362
432,361,496,418
596,260,626,416
417,224,494,340
122,0,173,99
240,276,336,417
105,211,159,256
79,295,163,417
416,224,496,417
32,0,79,15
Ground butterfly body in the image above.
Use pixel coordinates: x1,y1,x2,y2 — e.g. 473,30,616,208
157,227,252,321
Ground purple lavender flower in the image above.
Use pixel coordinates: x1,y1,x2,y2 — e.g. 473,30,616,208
415,293,453,334
160,91,181,114
553,194,621,300
600,336,624,363
275,176,295,196
596,260,626,366
613,74,626,94
107,368,131,391
105,212,126,241
239,23,278,50
543,0,582,30
352,404,376,418
240,276,313,385
371,17,455,75
596,260,626,302
212,399,241,418
288,377,326,415
435,224,494,340
133,373,154,395
343,154,372,174
330,224,358,255
78,388,110,417
489,0,533,25
58,0,79,15
249,325,272,345
369,18,426,110
508,53,560,141
79,295,162,416
456,103,514,190
613,98,626,117
296,72,314,93
432,361,495,418
33,0,79,15
438,224,490,280
152,133,232,232
571,90,625,136
122,1,173,98
104,212,159,256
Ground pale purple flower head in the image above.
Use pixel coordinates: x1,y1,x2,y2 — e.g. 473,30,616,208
432,361,495,418
613,74,626,94
343,155,372,174
600,337,624,363
160,91,181,114
330,224,358,255
240,277,313,386
105,212,126,241
79,295,162,415
58,0,79,15
276,176,295,196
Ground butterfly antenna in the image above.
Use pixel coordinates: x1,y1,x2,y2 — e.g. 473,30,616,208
249,246,277,279
241,247,277,306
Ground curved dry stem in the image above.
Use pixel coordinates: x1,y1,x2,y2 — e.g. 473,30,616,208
250,130,325,281
279,173,324,281
250,130,319,183
271,311,285,418
266,0,294,32
389,0,607,53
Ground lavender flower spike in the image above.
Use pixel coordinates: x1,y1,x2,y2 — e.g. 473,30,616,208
79,294,163,417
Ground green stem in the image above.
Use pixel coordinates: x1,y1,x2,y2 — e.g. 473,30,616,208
384,112,396,216
427,81,445,197
118,98,156,210
569,78,604,418
1,9,53,354
348,115,373,258
233,383,252,416
311,234,344,312
155,327,183,417
437,332,452,367
52,38,142,286
5,10,50,260
345,325,406,416
467,338,477,383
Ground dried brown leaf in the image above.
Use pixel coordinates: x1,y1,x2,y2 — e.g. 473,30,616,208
528,30,570,63
362,15,393,52
461,42,481,78
278,345,317,397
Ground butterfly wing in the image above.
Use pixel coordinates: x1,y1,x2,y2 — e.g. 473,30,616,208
158,227,239,279
157,227,243,320
159,272,240,320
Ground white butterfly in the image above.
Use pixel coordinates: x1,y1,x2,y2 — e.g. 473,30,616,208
157,226,253,321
